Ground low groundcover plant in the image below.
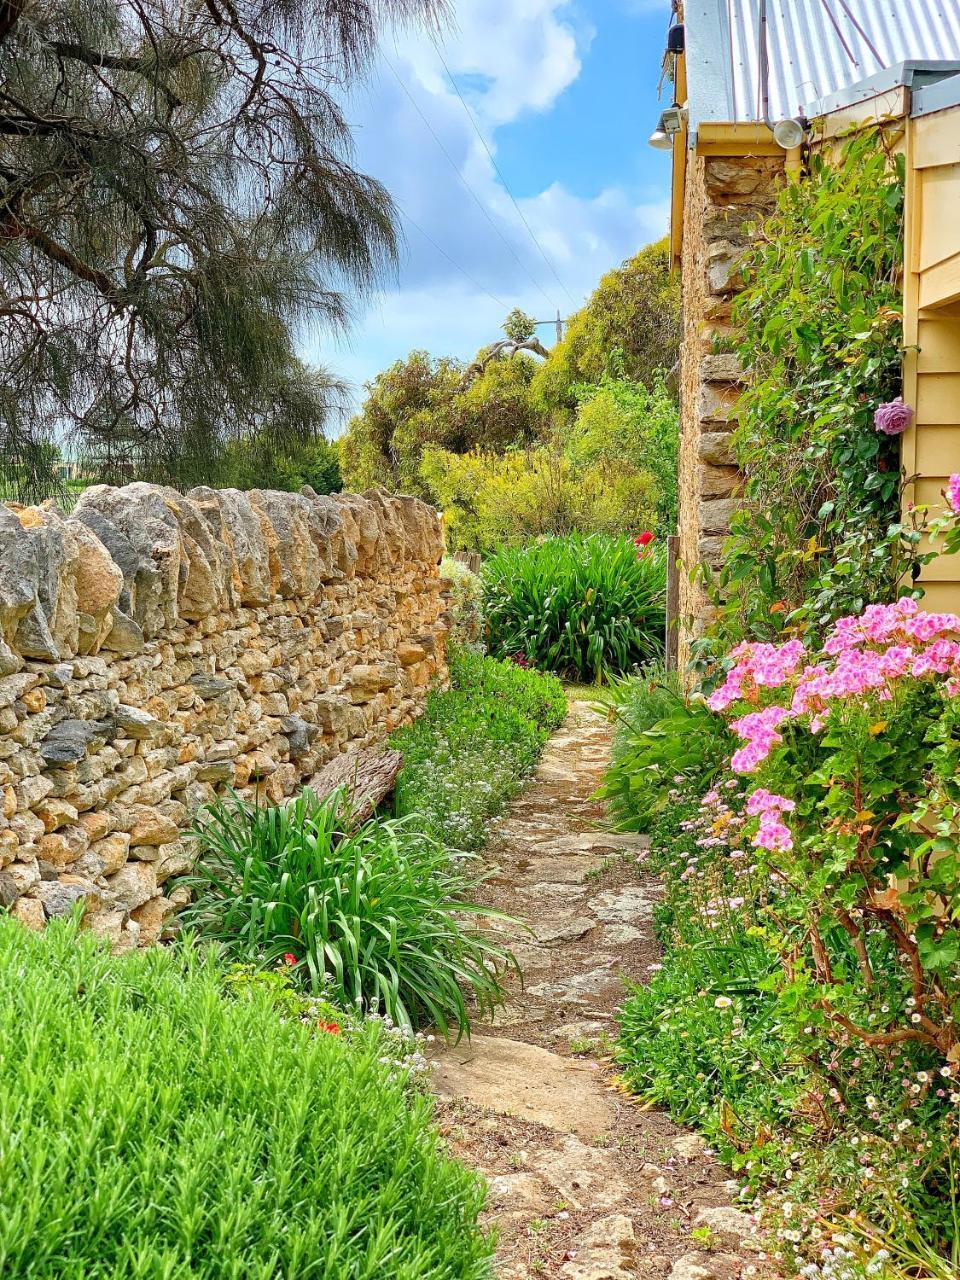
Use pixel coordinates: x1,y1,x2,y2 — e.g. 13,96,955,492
0,917,494,1279
391,646,566,850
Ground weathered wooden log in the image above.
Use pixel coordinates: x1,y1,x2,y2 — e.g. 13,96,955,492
305,747,403,826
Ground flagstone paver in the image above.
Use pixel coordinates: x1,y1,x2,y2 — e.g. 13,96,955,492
428,699,778,1280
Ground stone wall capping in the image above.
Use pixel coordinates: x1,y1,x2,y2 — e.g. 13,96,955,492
0,481,447,939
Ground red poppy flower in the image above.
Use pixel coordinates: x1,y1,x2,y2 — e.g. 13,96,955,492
318,1021,341,1035
282,952,297,966
634,531,655,547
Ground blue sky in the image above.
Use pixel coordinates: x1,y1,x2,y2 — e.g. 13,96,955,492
305,0,675,424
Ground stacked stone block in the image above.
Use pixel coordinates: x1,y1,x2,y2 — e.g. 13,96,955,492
677,152,784,670
0,482,448,948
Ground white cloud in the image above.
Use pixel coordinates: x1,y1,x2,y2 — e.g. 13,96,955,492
311,1,671,414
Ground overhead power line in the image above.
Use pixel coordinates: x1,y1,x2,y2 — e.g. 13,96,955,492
396,202,510,312
381,50,560,315
429,36,579,311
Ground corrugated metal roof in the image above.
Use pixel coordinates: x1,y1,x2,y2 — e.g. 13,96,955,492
684,0,960,133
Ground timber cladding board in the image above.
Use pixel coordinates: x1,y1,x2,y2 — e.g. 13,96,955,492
914,424,960,475
919,165,960,272
914,373,960,424
919,252,960,310
916,314,960,373
914,109,960,171
915,581,960,610
913,475,955,522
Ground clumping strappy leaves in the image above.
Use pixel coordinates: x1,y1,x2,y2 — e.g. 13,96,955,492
180,787,516,1040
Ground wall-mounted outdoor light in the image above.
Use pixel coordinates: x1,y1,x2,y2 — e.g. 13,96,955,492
649,104,686,149
648,115,672,149
772,117,809,149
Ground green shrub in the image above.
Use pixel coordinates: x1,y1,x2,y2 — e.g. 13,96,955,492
391,647,566,851
482,533,666,681
0,918,493,1279
601,673,733,830
441,555,484,648
180,788,515,1037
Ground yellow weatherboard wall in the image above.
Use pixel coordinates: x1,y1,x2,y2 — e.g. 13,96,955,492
903,102,960,611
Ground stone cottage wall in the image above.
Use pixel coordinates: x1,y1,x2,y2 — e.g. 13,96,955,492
0,483,448,948
677,150,784,670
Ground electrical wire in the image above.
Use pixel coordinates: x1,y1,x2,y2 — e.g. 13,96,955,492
396,202,510,311
380,50,560,314
428,35,578,310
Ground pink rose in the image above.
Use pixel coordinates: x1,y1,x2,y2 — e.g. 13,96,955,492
873,397,913,435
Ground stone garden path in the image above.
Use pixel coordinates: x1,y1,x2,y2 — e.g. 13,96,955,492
428,701,773,1280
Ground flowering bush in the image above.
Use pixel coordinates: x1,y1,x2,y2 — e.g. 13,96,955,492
615,601,960,1270
708,598,960,1063
698,601,960,1260
704,129,917,651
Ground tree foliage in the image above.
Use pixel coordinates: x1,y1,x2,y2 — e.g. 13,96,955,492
569,370,678,534
531,237,680,416
339,347,542,496
0,0,442,499
219,432,342,495
420,446,656,554
340,240,680,534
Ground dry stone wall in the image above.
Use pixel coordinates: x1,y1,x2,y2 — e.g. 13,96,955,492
0,482,449,948
677,150,784,670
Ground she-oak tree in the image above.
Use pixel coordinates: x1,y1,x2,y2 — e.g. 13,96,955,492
0,0,440,497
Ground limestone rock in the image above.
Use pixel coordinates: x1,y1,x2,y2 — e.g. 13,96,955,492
587,886,656,923
690,1206,759,1250
668,1252,742,1280
190,672,234,699
91,833,131,876
559,1214,636,1280
697,432,736,467
40,719,115,766
101,609,144,656
35,875,99,918
105,861,157,912
115,705,163,739
10,897,45,930
281,714,317,759
531,1136,631,1212
700,498,741,536
429,1036,614,1140
700,353,742,383
699,464,742,499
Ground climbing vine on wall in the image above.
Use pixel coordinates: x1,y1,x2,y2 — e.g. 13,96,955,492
706,128,921,647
